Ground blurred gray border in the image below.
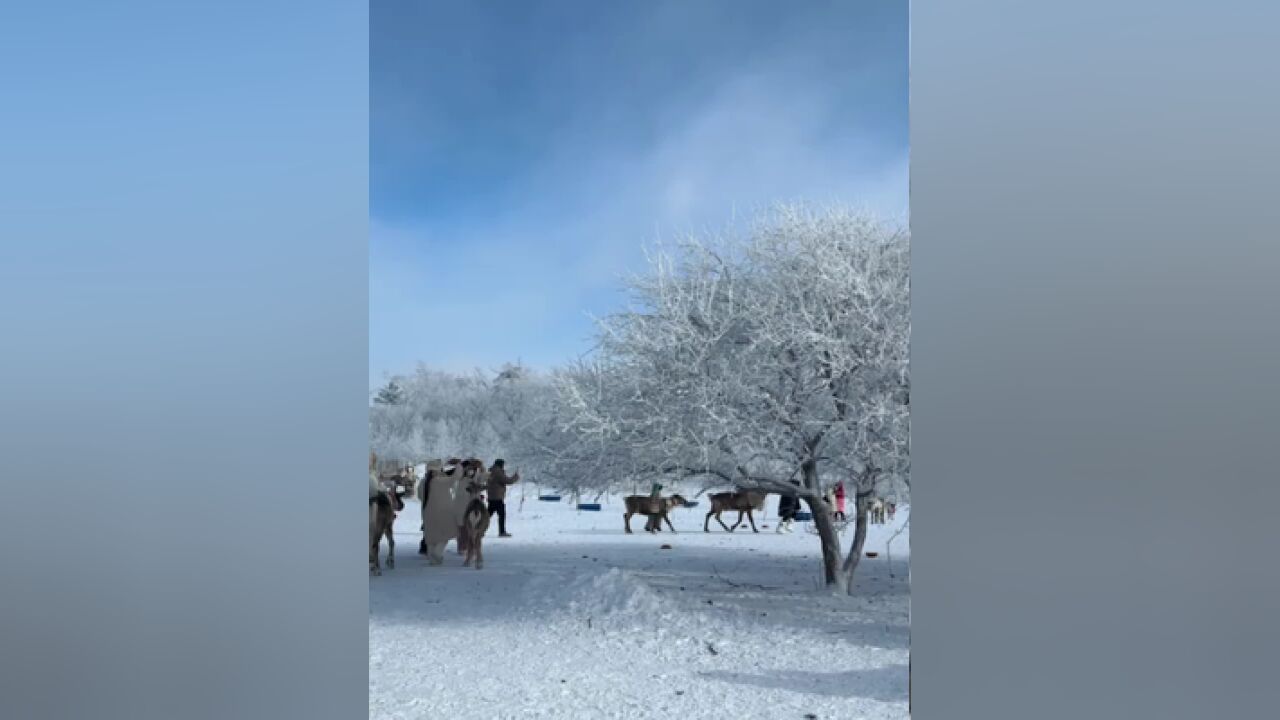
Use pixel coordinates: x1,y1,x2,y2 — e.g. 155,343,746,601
6,2,1280,718
911,1,1280,717
0,4,369,719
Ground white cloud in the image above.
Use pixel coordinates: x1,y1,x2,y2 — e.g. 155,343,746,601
370,16,907,386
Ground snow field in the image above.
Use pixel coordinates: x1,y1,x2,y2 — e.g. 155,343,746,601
370,488,909,720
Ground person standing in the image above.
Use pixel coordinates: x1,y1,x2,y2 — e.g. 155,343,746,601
641,481,665,531
834,482,847,521
485,459,520,538
776,480,801,533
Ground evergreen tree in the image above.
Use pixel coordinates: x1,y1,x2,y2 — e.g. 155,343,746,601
374,380,405,405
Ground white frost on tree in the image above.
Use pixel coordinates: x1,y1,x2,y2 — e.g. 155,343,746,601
369,366,503,464
366,204,909,595
553,204,910,592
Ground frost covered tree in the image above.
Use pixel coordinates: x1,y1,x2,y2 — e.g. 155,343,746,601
825,406,910,592
369,367,496,463
529,361,664,500
485,363,544,453
369,362,563,475
368,375,422,463
558,204,909,592
373,380,406,405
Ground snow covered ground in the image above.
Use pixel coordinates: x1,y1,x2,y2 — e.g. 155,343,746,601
370,486,910,720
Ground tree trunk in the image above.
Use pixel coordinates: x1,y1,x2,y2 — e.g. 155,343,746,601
842,492,872,595
802,461,843,586
807,495,843,586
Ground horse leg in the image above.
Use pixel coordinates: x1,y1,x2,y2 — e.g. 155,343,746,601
664,513,677,533
474,535,484,570
385,525,395,569
729,511,744,532
624,511,633,534
746,510,759,533
716,511,733,533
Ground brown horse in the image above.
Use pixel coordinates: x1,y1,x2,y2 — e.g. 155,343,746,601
703,490,767,533
623,494,688,533
369,487,405,576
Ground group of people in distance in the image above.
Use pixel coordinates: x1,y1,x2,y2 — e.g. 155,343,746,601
416,456,519,565
772,481,896,533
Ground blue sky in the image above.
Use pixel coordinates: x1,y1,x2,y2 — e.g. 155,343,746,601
370,0,908,388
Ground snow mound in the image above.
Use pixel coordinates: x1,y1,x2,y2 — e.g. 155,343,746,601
567,568,668,619
528,568,675,627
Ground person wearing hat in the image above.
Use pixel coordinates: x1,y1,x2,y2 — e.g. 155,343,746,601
485,459,520,538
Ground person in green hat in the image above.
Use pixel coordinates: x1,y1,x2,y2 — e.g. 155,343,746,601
642,482,665,531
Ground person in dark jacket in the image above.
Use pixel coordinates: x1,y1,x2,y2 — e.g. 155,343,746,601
485,459,520,538
776,480,802,533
